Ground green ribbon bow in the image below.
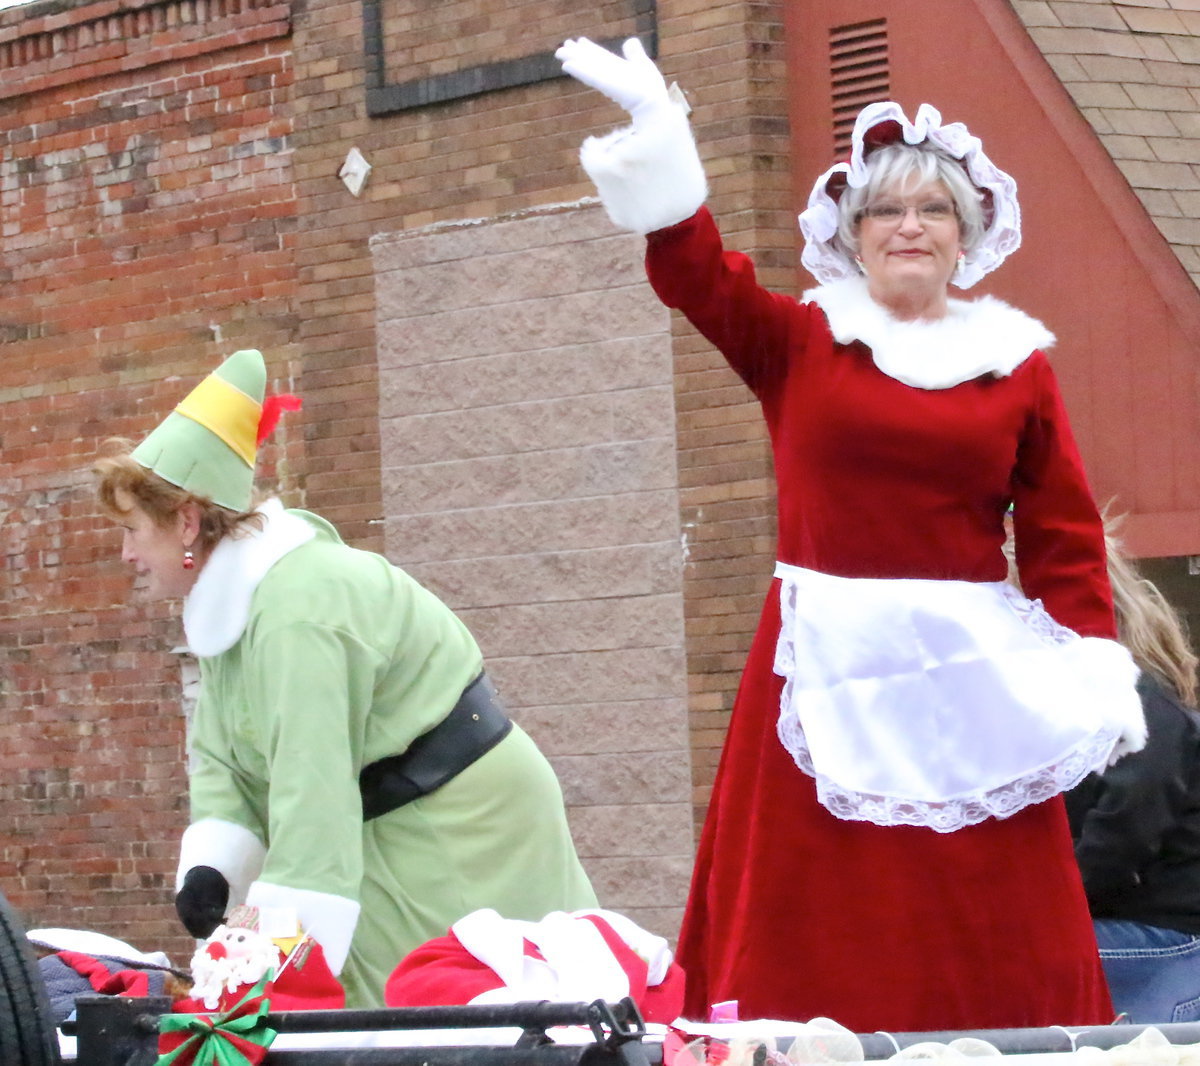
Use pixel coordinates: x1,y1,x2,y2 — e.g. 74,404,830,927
155,974,278,1066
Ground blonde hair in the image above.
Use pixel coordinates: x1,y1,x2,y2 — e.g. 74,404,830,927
94,439,261,552
1106,520,1198,705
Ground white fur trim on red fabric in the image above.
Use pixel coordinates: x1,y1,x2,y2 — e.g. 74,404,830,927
579,103,707,235
575,909,673,985
245,880,360,976
177,818,267,908
803,276,1053,390
451,908,674,1006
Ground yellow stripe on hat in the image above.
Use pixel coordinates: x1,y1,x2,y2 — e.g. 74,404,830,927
175,373,262,468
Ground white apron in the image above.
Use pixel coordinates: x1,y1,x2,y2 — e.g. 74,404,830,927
773,562,1141,832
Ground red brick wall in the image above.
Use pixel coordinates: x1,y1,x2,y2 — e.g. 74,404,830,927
0,0,299,957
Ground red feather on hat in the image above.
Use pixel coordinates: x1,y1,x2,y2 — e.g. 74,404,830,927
256,394,302,446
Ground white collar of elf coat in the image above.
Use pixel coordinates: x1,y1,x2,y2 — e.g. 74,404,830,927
804,276,1054,390
183,498,316,657
798,101,1022,291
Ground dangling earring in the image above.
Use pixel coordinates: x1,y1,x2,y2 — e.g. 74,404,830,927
854,255,866,274
182,550,195,571
953,250,966,279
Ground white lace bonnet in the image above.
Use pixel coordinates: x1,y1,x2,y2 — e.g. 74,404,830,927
797,101,1022,290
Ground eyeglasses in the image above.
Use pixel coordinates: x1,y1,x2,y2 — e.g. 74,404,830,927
860,199,958,224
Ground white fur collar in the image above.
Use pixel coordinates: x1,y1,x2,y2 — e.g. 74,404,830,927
183,499,316,657
803,276,1054,389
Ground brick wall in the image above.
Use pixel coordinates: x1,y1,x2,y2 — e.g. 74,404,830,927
0,0,300,958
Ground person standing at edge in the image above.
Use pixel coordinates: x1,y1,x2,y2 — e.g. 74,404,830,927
93,348,596,1007
1067,535,1200,1024
556,36,1145,1031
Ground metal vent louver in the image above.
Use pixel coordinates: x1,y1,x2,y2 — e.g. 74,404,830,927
830,19,890,158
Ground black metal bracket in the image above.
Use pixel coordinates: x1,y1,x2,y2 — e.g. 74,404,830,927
584,998,651,1066
361,0,657,116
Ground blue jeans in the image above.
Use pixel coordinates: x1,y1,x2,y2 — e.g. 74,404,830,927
1094,918,1200,1023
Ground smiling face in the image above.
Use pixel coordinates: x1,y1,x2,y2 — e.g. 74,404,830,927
114,488,200,602
855,179,962,316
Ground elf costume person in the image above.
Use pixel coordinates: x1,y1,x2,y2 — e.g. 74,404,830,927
556,38,1145,1032
95,349,596,1008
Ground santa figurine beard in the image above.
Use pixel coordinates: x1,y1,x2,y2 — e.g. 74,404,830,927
188,921,281,1010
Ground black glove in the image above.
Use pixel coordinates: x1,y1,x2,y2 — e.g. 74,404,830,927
175,865,230,939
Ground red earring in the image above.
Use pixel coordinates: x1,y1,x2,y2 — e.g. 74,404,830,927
182,550,195,571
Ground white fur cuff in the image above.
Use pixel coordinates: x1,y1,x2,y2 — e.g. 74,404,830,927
245,880,361,975
177,818,267,907
579,103,707,235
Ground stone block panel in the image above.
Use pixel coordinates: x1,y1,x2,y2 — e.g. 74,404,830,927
378,337,672,416
379,386,676,466
375,232,648,322
548,750,692,808
385,490,682,562
374,201,694,931
382,439,679,514
377,285,669,367
585,855,696,913
370,201,614,273
567,803,695,859
517,699,691,757
405,543,682,610
458,593,685,659
489,645,689,708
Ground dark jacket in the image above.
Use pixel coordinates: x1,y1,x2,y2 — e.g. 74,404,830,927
1066,674,1200,933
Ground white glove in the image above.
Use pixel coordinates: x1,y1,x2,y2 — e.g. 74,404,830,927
555,37,672,126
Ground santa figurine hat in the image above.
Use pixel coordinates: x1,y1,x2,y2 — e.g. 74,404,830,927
131,348,300,512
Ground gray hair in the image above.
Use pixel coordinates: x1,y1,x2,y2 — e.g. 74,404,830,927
836,142,986,258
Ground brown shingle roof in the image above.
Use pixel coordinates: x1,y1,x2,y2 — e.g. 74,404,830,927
1014,0,1200,285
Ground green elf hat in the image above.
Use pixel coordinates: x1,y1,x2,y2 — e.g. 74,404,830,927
131,349,301,512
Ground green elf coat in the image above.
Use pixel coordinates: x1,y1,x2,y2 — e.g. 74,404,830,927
177,500,597,1007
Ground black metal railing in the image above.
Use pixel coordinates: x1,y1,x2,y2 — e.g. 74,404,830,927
67,995,653,1066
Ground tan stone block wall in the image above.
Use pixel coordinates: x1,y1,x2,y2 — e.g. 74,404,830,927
372,201,694,938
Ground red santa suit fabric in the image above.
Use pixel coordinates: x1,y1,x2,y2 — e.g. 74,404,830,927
645,208,1114,1032
385,909,685,1025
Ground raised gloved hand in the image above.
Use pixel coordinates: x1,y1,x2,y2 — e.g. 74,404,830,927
175,865,230,939
555,37,672,126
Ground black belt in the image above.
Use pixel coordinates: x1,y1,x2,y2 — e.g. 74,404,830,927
359,672,513,821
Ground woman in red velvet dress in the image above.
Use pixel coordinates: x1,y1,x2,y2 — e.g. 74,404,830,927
556,38,1148,1033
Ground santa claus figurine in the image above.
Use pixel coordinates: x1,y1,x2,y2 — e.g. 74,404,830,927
178,904,345,1013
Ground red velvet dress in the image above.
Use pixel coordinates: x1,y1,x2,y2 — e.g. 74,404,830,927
646,209,1114,1032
